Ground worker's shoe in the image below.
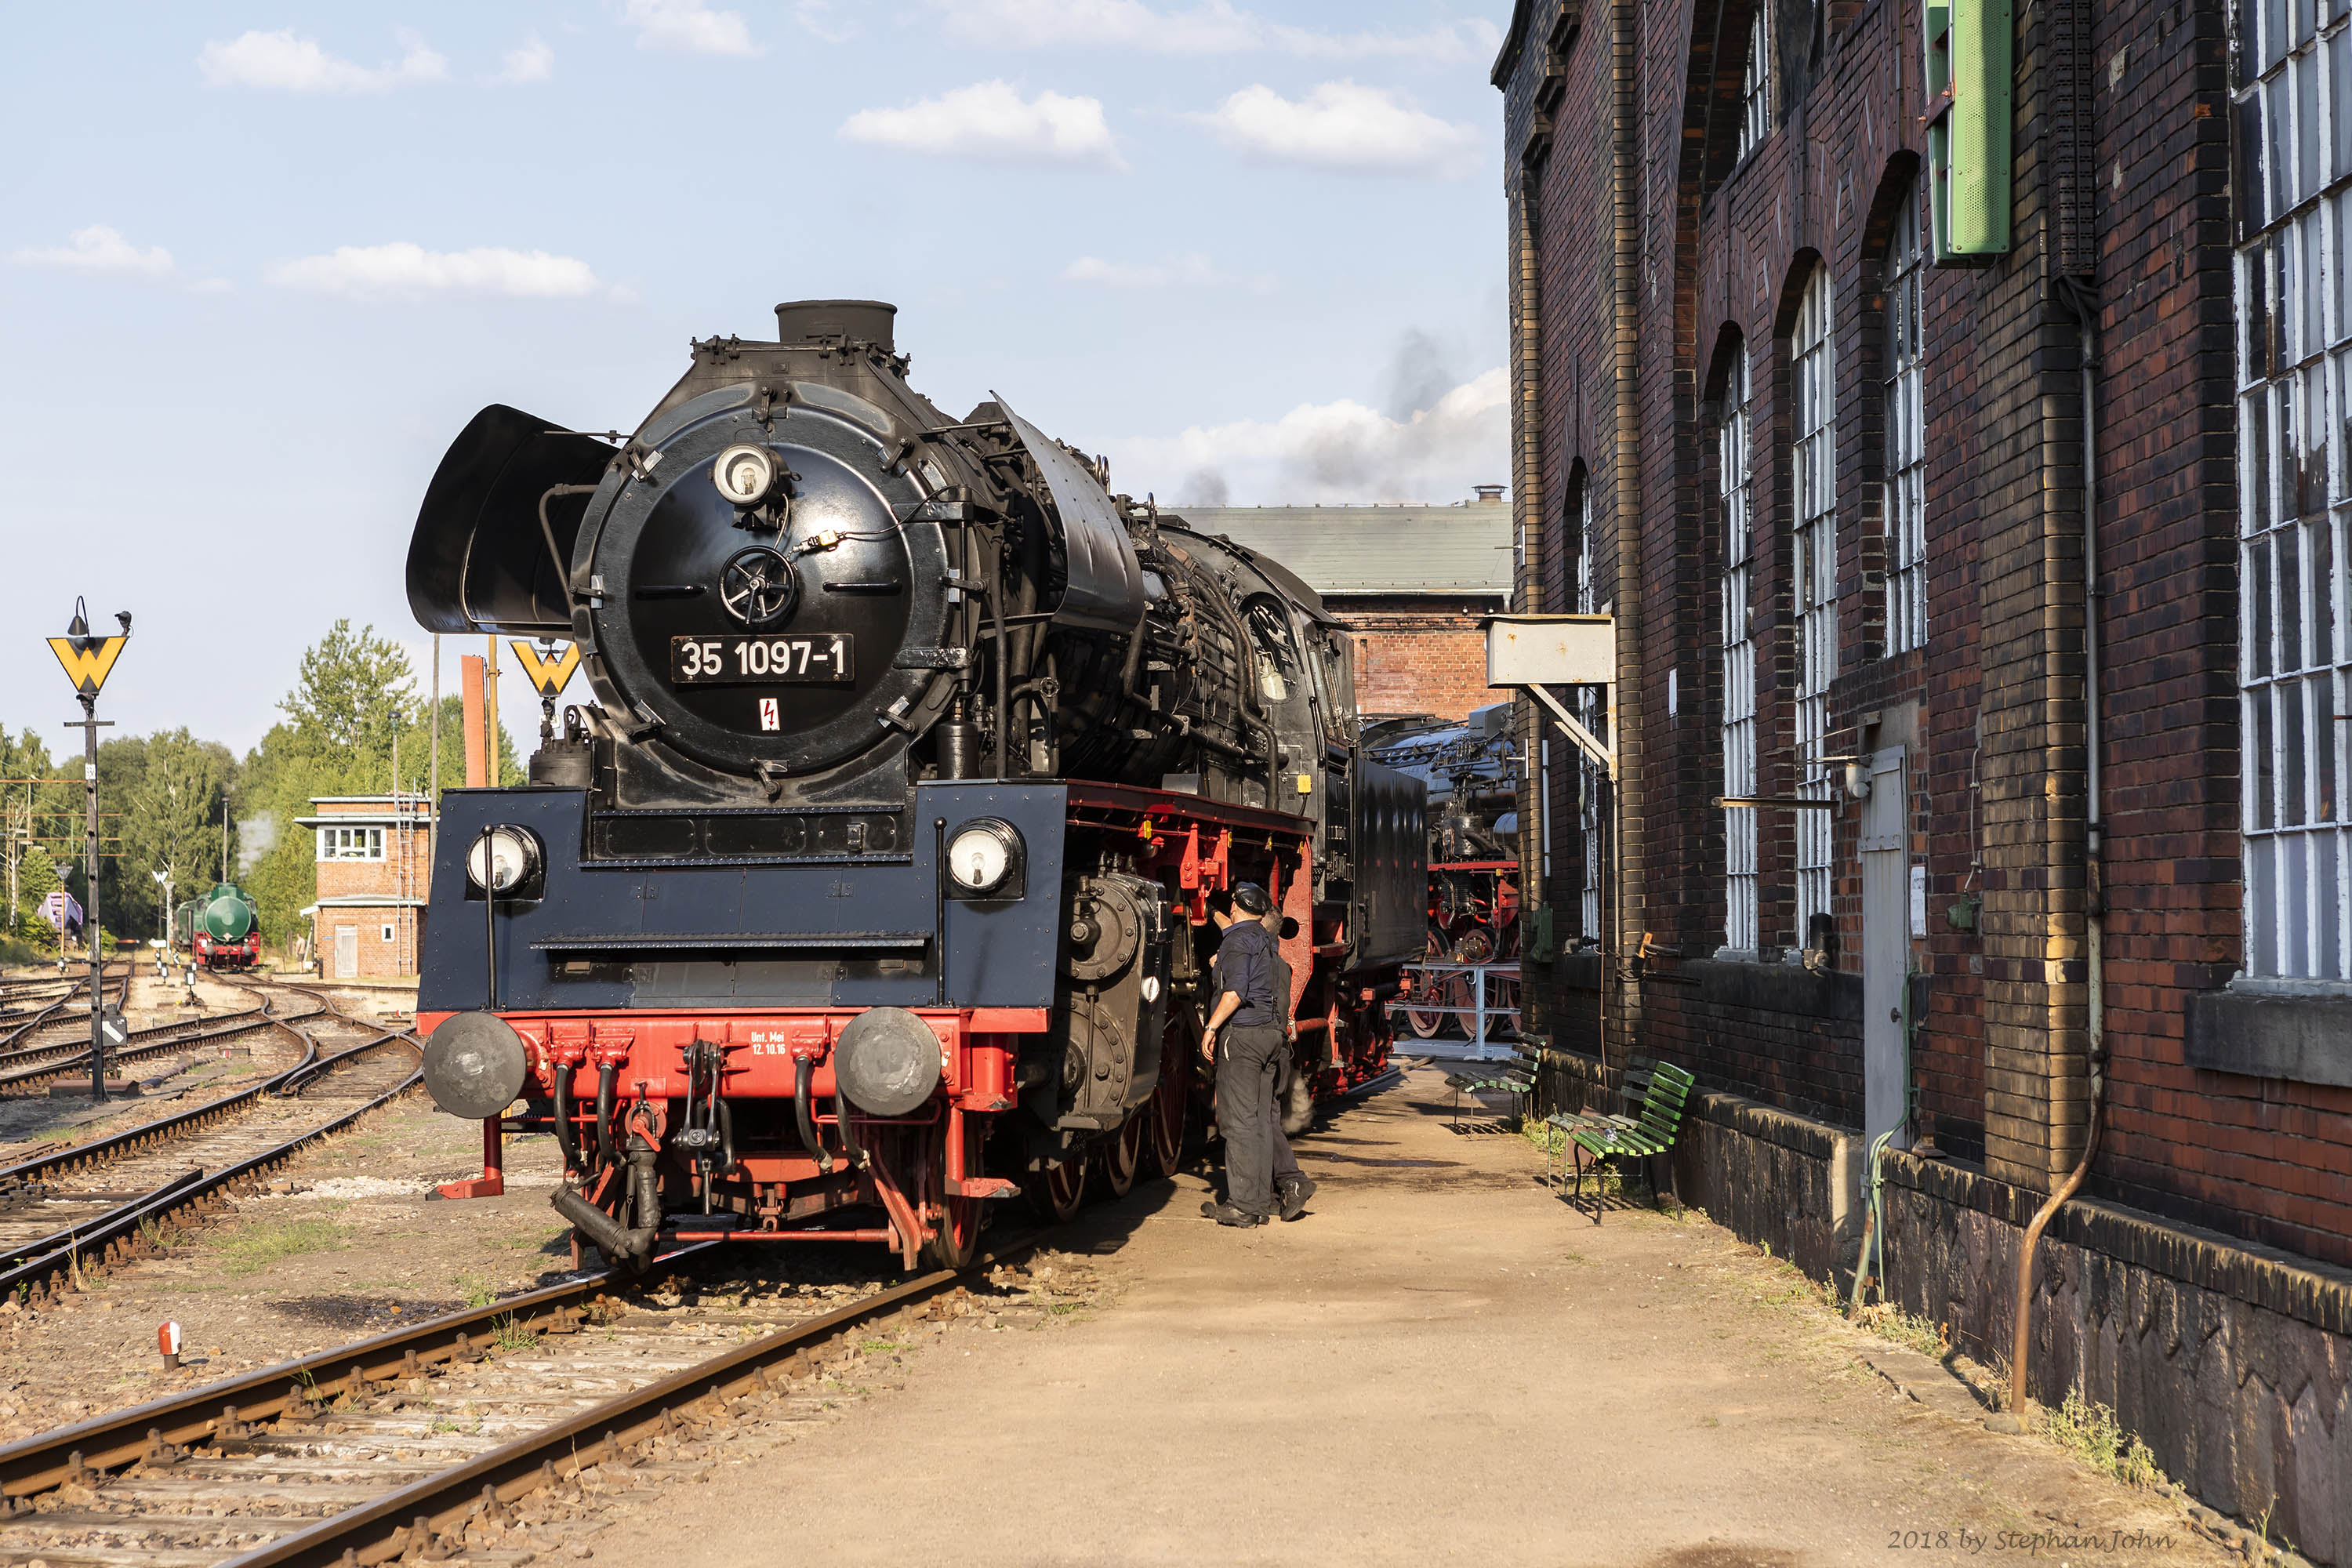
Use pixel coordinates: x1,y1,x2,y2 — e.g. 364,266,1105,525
1277,1177,1316,1221
1204,1202,1265,1227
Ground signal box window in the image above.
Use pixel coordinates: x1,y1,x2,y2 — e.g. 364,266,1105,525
318,826,385,862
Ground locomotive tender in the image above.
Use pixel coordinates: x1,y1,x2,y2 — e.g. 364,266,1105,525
410,300,1426,1269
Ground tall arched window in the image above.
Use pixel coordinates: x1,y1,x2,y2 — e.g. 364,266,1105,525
2234,0,2350,980
1883,180,1928,655
1720,345,1759,953
1792,264,1838,946
1738,5,1772,160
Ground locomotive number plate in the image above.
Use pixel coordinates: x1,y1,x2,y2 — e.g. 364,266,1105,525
670,634,855,684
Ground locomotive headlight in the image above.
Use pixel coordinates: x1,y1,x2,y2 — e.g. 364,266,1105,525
713,443,784,508
466,826,543,896
946,819,1022,896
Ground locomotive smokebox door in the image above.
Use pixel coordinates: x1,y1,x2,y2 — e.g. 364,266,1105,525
423,1012,530,1120
833,1006,944,1117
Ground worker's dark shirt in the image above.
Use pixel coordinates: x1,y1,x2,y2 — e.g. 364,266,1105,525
1215,919,1276,1028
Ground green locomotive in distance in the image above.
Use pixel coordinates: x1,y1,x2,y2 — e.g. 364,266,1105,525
174,882,262,971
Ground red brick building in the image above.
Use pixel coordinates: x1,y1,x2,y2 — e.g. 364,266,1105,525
1497,0,2351,1546
295,795,433,980
1168,490,1512,721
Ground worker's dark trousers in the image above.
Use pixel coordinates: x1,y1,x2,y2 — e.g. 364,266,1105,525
1218,1022,1298,1217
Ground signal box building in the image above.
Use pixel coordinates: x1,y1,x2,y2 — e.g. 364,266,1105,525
1170,488,1512,721
294,795,434,981
1497,0,2352,1547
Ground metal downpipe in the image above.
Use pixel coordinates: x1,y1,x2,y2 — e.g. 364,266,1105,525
2011,278,2107,1415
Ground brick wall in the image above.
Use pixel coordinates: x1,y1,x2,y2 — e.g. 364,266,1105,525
1338,598,1503,720
1494,0,2352,1284
317,908,424,981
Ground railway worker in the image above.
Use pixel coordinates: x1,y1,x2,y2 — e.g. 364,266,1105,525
1200,883,1313,1226
1256,898,1315,1221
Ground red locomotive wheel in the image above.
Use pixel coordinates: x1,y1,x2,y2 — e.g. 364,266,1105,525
1099,1111,1145,1198
1025,1156,1087,1224
921,1127,983,1272
1145,1040,1188,1180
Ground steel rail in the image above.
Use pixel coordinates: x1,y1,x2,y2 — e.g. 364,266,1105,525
0,1061,423,1298
0,994,424,1298
0,978,296,1091
0,972,122,1053
0,1230,1039,1566
225,1234,1040,1567
0,1025,413,1218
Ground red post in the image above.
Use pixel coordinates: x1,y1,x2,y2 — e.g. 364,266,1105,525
436,1116,506,1200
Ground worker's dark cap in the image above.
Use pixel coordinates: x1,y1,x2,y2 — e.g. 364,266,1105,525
1232,882,1272,916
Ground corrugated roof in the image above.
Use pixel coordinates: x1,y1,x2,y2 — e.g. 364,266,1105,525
1163,503,1512,597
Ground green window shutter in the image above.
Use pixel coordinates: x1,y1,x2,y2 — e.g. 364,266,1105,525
1925,0,2013,261
1526,904,1556,964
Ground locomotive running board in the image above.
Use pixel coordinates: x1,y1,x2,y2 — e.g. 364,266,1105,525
527,931,931,951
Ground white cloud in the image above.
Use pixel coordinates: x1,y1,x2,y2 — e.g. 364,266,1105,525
926,0,1496,59
6,224,176,278
1106,367,1508,506
841,81,1123,169
197,29,448,93
495,35,554,84
623,0,760,56
794,0,857,42
263,243,604,302
1197,81,1481,177
1062,252,1272,291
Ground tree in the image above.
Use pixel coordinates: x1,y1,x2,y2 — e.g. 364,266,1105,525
279,620,418,755
124,728,237,940
0,726,56,936
16,844,60,951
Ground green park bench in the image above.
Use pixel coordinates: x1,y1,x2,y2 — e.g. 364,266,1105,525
1545,1058,1695,1221
1443,1054,1537,1134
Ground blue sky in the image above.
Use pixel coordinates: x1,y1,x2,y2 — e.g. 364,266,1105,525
0,1,1508,762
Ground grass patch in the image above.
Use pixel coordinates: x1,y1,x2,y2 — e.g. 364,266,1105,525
1849,1300,1951,1359
453,1273,496,1308
859,1338,908,1353
218,1218,347,1276
491,1312,537,1351
2038,1389,2164,1489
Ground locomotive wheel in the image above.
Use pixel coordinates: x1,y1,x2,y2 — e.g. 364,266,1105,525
1145,1040,1189,1180
920,1127,983,1271
1025,1157,1087,1224
1403,996,1449,1040
1099,1112,1145,1199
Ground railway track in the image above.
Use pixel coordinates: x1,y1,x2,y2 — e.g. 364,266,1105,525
0,981,292,1097
0,1235,1044,1566
0,970,127,1054
0,986,423,1301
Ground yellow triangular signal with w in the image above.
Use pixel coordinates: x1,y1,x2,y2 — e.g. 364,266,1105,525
510,641,580,698
47,637,126,696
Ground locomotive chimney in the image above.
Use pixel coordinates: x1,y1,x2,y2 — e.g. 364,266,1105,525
774,299,897,354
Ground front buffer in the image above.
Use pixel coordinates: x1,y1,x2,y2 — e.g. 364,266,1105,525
416,781,1072,1272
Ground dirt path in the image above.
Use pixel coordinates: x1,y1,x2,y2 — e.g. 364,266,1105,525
592,1063,2228,1568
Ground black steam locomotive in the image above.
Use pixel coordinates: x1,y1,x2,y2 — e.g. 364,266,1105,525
410,300,1426,1269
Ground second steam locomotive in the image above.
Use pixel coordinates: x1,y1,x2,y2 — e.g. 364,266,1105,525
411,299,1426,1269
176,883,262,971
